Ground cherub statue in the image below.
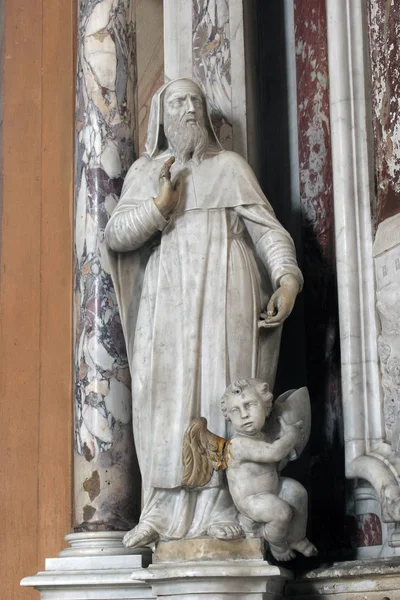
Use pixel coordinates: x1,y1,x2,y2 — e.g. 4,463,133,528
182,378,317,561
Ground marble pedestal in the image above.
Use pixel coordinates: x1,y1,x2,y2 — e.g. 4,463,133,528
21,535,292,599
135,560,292,600
21,532,153,600
287,558,400,600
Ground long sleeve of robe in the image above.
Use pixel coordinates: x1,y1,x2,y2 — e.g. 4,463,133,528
234,204,303,291
105,197,168,252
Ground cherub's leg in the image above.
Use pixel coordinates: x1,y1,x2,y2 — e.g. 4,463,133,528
290,537,318,557
243,493,295,561
279,477,318,557
238,512,262,537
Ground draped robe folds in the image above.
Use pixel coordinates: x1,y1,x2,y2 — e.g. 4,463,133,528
105,149,303,538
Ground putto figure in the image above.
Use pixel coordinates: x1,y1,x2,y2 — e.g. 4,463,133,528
105,78,303,548
221,379,317,561
182,380,317,561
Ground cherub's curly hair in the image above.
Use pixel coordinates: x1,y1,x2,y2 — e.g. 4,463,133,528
220,378,273,420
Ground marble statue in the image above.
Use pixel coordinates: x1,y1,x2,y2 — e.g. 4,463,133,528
104,78,304,549
182,379,317,561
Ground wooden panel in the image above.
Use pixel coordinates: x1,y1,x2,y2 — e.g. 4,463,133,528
0,0,74,597
0,1,43,597
38,0,74,568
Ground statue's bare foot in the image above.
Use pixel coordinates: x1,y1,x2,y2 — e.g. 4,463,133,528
270,543,296,562
123,523,159,548
207,522,244,540
290,537,318,557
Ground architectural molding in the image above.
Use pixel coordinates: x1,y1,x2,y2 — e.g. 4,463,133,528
326,0,400,542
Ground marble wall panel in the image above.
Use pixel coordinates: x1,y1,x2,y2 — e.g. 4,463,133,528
294,0,346,555
369,0,400,475
368,0,400,224
74,0,140,531
356,513,383,548
374,227,400,450
136,0,164,153
192,0,233,149
163,0,248,158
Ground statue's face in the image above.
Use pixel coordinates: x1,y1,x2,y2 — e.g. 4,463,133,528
163,80,205,128
225,390,267,436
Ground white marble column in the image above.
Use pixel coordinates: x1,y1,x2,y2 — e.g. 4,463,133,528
73,0,140,536
326,0,400,555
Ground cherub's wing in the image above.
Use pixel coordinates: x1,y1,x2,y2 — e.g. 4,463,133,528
264,387,311,460
181,417,227,489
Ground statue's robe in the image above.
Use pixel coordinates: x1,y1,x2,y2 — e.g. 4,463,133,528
105,149,303,538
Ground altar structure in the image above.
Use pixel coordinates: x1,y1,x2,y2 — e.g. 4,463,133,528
18,0,400,599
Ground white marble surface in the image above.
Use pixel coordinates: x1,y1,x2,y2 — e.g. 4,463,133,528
21,570,154,600
105,79,303,548
224,384,315,561
21,533,153,598
326,0,400,549
229,0,247,158
21,549,153,599
326,0,381,454
21,558,291,600
183,382,315,561
58,532,151,558
163,0,250,162
287,557,400,600
46,555,143,571
164,0,192,80
135,560,292,600
374,214,400,451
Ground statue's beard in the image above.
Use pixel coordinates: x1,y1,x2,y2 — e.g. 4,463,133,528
164,116,208,164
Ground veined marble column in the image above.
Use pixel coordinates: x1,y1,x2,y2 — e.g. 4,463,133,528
73,0,139,536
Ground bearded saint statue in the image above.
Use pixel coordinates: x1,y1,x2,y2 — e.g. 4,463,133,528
104,78,304,549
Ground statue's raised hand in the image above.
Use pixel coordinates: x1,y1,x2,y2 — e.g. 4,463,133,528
153,156,180,218
259,274,300,329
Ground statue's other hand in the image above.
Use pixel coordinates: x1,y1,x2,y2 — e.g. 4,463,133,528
258,274,300,329
153,156,181,218
278,416,304,441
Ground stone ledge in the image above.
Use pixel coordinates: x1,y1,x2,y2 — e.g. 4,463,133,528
286,558,400,600
21,567,154,599
134,560,293,600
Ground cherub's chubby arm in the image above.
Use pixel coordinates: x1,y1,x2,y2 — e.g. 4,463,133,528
230,419,302,464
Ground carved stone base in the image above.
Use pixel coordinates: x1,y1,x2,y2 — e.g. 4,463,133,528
21,531,153,599
21,555,153,599
134,560,292,600
59,531,150,557
154,537,264,563
287,558,400,600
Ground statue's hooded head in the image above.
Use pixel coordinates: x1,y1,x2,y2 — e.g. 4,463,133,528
144,78,223,164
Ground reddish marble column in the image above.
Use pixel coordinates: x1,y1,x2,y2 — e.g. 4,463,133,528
294,0,348,555
368,0,400,224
